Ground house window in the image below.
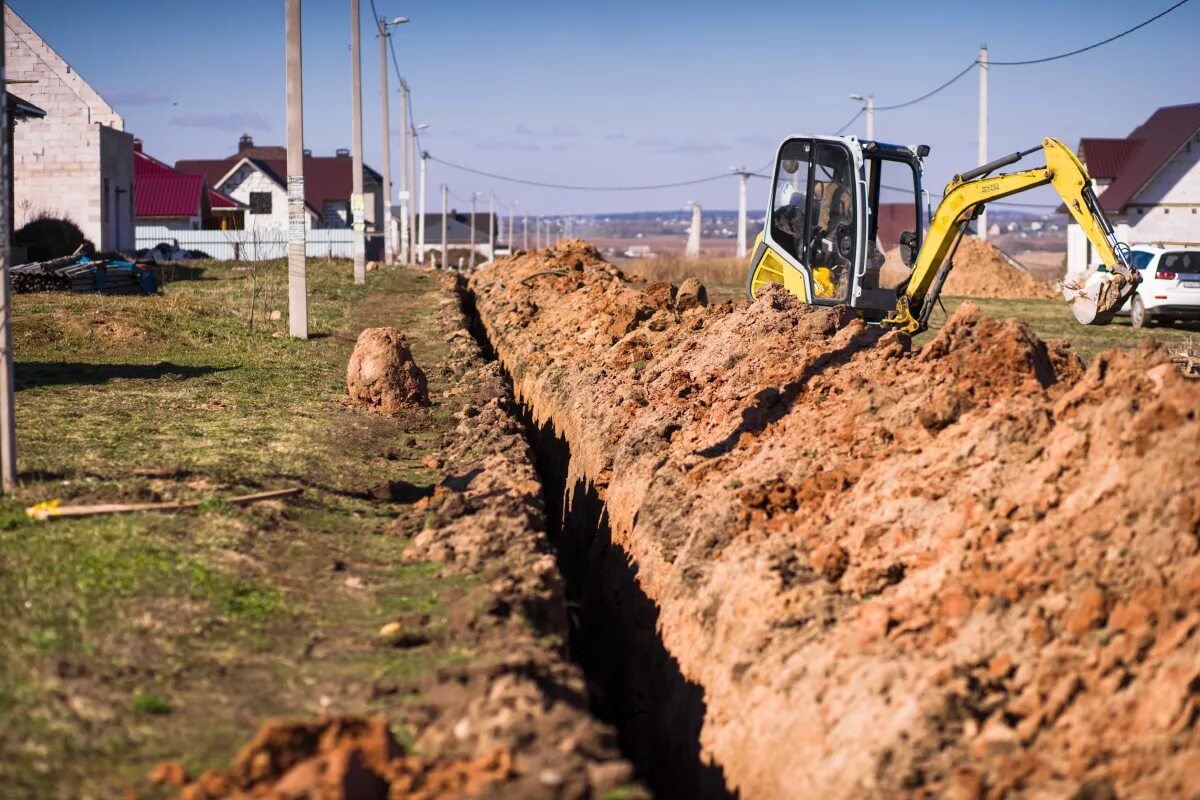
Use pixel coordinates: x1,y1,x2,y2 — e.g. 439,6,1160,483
249,192,273,215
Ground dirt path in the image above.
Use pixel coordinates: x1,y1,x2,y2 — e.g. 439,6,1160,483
471,241,1200,799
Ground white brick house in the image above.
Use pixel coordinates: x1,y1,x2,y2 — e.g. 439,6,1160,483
217,158,319,234
5,7,135,251
1068,103,1200,276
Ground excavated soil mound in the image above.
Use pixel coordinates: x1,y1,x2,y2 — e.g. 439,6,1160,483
881,235,1058,299
346,327,430,413
472,240,1200,799
161,717,512,799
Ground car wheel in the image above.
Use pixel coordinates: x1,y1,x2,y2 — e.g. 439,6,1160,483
1130,296,1149,328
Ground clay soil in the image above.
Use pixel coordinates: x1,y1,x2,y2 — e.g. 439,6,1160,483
882,235,1059,300
472,241,1200,799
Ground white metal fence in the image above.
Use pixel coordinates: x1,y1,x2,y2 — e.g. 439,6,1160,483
135,226,360,261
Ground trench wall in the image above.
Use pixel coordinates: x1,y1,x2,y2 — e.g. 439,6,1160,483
469,241,1200,800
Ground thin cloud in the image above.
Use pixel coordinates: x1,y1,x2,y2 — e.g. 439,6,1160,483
550,124,581,139
477,139,541,152
171,112,271,132
634,135,672,148
604,133,627,141
105,89,171,105
513,124,534,137
734,134,774,146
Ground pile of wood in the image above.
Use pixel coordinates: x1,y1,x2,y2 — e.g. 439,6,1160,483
11,255,152,296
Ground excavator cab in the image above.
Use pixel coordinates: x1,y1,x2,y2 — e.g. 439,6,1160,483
747,134,1140,332
747,135,927,322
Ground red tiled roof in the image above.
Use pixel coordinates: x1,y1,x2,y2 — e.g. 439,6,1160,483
1078,138,1142,180
175,150,381,220
1084,103,1200,214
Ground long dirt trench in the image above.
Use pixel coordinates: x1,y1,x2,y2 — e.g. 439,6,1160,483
468,241,1200,800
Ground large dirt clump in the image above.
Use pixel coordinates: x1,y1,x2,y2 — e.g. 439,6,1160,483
346,327,431,413
471,239,1200,799
881,235,1059,299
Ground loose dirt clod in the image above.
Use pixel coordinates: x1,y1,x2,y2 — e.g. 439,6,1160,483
676,277,708,310
346,327,431,413
472,240,1200,799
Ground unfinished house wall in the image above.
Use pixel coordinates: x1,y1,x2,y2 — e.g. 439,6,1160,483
5,6,134,251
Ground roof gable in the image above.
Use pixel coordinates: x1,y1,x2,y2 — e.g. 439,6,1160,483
1078,138,1142,180
1089,103,1200,213
183,151,379,218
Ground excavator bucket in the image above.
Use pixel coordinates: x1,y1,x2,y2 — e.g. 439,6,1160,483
1060,271,1138,325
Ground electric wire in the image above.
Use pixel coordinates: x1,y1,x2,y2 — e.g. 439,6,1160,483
874,62,978,111
427,154,733,192
987,0,1193,65
834,108,865,134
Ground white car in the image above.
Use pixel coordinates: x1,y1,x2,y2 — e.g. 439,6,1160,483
1090,245,1200,328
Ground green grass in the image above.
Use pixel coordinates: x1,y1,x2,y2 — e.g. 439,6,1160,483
0,260,471,797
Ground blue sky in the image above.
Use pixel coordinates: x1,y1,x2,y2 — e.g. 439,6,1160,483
10,0,1199,215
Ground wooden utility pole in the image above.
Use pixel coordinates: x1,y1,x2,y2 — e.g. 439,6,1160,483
0,0,16,490
440,183,448,270
377,17,393,265
285,0,309,339
350,0,366,282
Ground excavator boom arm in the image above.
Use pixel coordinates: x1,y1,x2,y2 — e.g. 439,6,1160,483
888,137,1137,332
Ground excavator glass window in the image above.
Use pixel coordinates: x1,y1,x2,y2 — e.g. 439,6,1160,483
865,156,921,291
769,139,855,303
770,139,812,265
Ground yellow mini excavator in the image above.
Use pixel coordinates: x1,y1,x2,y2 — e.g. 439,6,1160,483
745,135,1139,332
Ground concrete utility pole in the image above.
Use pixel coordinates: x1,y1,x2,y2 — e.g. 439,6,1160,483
488,193,495,262
850,93,874,140
418,150,427,264
0,1,16,490
440,183,448,269
508,202,516,256
469,192,478,269
398,81,409,263
285,0,309,341
535,217,541,249
686,203,702,258
978,45,989,242
377,18,392,264
523,213,528,250
409,120,425,262
349,0,367,283
733,167,749,258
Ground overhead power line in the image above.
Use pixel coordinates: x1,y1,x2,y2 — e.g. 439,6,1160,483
428,155,735,192
874,62,978,111
988,0,1193,65
835,108,865,134
869,0,1190,112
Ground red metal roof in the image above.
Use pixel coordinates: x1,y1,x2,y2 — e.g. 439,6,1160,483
135,151,205,218
208,189,240,209
1078,138,1142,180
136,149,243,218
1083,103,1200,214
